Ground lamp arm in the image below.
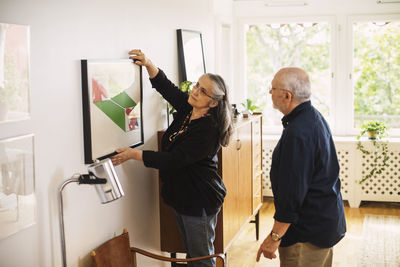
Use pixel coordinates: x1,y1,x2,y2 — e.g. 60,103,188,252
57,159,123,267
58,174,80,267
78,173,107,184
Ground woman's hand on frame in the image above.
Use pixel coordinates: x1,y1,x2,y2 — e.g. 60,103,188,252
128,49,159,78
129,49,151,67
111,147,143,166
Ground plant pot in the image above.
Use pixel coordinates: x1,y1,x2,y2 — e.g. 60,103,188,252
367,131,378,140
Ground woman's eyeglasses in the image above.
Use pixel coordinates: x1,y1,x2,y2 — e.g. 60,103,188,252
192,83,214,99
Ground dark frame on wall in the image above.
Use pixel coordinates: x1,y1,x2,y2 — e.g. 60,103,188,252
81,59,143,164
177,29,206,82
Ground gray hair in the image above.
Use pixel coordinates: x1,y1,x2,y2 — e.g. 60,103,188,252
278,67,311,102
203,73,233,147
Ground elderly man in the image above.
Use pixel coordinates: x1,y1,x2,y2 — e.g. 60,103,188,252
256,67,346,267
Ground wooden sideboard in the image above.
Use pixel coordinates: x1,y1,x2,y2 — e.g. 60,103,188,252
157,115,263,255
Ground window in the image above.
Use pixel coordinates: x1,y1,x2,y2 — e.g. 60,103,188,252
245,19,333,130
242,14,400,136
352,19,400,129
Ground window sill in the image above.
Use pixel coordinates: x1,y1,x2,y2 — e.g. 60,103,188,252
262,134,400,143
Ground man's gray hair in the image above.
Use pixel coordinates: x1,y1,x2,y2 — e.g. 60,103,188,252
280,68,311,102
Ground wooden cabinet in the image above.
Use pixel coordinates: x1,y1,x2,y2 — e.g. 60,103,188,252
220,119,253,249
157,115,263,254
252,116,263,214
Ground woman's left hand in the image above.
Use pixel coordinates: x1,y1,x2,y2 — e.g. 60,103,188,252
111,147,142,166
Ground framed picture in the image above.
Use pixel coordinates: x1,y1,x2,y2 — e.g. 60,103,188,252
0,134,36,240
0,23,30,123
177,29,206,83
81,59,143,164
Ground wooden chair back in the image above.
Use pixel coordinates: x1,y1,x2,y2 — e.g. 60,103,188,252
91,229,226,267
91,230,133,267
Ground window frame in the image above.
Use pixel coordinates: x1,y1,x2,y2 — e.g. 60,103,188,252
347,14,400,137
238,14,400,137
238,15,337,135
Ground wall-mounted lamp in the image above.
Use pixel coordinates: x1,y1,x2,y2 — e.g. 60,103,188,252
264,1,308,6
57,158,124,267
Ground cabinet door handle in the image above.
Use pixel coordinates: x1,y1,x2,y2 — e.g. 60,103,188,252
236,139,241,150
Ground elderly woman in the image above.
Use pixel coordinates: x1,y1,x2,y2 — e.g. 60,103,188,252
112,50,233,267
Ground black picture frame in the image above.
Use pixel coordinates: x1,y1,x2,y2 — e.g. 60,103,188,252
81,59,143,164
177,29,206,83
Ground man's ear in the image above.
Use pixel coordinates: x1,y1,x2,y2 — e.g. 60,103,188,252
209,100,218,108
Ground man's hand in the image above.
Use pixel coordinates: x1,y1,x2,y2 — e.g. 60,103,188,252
256,234,281,261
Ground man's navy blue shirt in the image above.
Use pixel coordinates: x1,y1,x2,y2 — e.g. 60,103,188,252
270,101,346,248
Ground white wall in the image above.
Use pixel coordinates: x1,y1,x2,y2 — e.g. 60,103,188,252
0,0,229,266
213,0,235,101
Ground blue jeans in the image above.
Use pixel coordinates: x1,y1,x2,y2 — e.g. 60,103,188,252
173,208,219,267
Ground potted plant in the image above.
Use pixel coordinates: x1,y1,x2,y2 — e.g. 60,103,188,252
241,98,261,117
356,121,389,183
357,120,388,140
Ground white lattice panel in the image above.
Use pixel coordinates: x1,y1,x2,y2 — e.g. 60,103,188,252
358,142,400,202
335,142,358,207
337,148,351,199
262,137,400,207
261,139,277,197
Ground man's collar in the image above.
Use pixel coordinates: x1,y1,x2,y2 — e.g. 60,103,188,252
281,100,311,128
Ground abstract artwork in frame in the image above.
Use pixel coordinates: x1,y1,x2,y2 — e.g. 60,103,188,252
177,29,206,83
0,23,30,123
0,134,36,240
81,59,143,164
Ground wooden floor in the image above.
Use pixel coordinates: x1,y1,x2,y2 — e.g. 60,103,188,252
225,198,400,267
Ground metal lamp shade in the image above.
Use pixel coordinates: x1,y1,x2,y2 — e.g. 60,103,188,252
87,158,124,203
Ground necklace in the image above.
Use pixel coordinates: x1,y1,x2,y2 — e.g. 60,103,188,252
168,111,211,142
169,111,192,142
